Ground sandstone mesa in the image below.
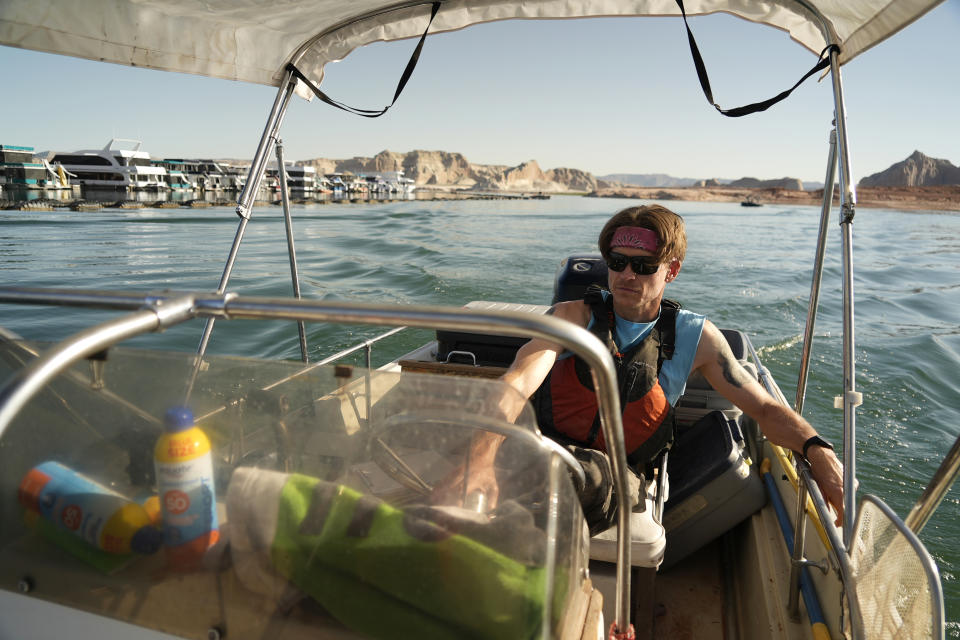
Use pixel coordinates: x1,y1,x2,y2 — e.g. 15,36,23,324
298,149,960,211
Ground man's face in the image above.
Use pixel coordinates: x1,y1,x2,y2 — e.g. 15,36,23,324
607,247,681,318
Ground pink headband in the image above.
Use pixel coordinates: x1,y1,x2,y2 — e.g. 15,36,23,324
610,226,659,251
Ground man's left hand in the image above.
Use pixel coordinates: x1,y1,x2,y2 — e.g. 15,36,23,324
806,445,845,526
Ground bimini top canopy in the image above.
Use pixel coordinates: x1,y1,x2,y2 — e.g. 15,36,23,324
0,0,943,93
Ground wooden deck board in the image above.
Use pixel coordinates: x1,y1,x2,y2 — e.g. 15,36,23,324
651,541,726,640
589,542,725,640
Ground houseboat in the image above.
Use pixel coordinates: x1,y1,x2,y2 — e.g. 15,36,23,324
50,139,168,191
220,162,249,191
1,145,75,191
153,159,196,191
269,163,317,193
324,172,348,195
381,170,417,194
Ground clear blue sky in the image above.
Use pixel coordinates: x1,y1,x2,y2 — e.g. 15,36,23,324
1,1,957,182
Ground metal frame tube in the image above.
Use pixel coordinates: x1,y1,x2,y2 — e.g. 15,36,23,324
828,47,859,548
801,460,864,638
0,334,161,428
275,140,309,362
905,432,960,534
0,286,635,631
787,125,838,622
236,68,298,221
787,475,810,620
0,296,197,441
542,454,563,640
795,128,837,415
744,332,863,637
194,70,298,362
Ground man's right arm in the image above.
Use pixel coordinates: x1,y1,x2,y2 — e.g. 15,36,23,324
498,301,588,421
433,301,586,507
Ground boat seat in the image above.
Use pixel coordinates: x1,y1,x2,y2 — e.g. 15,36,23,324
588,452,669,569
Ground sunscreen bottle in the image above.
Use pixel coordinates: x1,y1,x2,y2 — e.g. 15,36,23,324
18,461,163,555
155,406,219,568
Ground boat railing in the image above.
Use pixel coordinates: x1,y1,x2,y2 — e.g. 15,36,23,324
744,332,946,640
743,334,861,626
0,285,637,635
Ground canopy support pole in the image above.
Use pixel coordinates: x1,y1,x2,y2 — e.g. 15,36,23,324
827,47,859,549
275,139,309,362
187,70,298,398
795,128,837,415
788,126,838,621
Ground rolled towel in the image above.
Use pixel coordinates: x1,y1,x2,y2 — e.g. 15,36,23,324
226,467,303,606
226,467,550,639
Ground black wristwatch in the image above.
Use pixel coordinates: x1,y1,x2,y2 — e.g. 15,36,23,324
801,435,834,461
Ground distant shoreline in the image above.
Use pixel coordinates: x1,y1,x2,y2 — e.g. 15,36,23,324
585,185,960,212
3,185,957,212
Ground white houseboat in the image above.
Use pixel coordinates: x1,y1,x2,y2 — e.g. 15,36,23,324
269,163,317,193
220,162,249,191
362,173,391,195
50,139,168,190
323,172,348,195
381,170,416,194
152,159,196,191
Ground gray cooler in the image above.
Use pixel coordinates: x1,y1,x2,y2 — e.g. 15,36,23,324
661,409,766,569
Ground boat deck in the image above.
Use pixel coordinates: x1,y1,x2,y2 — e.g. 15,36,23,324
590,503,820,640
590,541,726,640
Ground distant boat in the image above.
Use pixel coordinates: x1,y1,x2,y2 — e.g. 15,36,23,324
740,196,762,207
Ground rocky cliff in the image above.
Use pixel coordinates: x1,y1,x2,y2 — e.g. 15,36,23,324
599,173,699,188
859,151,960,187
693,178,724,188
302,150,595,192
725,176,804,190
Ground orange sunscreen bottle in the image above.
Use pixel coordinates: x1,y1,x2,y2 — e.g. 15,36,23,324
154,406,219,568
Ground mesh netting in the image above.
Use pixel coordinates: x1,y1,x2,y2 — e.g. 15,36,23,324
849,496,941,639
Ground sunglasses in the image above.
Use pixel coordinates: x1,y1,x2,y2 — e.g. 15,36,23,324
605,251,660,275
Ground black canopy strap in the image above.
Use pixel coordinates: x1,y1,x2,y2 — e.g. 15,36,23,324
286,1,441,118
675,0,840,118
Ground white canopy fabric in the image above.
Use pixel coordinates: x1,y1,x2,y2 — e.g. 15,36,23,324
0,0,942,94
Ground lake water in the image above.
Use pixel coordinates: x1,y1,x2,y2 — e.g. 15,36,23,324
1,195,958,633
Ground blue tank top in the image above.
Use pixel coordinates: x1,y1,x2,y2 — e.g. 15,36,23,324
587,292,705,406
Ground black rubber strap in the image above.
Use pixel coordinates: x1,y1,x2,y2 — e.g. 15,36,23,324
287,2,440,118
656,304,677,367
675,0,839,118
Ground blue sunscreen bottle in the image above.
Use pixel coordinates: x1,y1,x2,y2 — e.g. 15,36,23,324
18,461,162,555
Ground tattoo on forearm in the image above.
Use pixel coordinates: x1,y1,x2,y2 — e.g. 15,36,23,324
718,344,752,388
546,305,557,316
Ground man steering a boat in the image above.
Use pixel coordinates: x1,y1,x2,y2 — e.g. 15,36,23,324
443,204,845,534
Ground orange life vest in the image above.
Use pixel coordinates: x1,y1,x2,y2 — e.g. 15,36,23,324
533,287,678,470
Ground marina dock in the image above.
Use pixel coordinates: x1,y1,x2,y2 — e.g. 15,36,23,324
0,190,550,211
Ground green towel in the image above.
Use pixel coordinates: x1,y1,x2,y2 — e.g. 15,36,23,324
270,474,546,640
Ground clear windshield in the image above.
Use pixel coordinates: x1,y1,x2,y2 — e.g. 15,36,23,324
0,339,587,639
